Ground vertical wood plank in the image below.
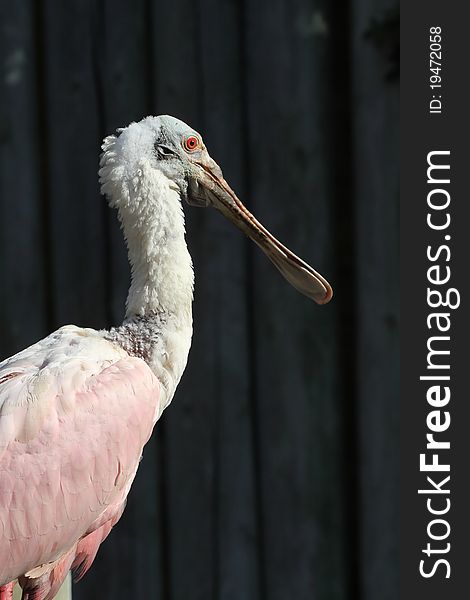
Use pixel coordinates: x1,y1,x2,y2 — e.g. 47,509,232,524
244,0,350,598
40,0,106,331
0,0,47,357
198,1,260,599
351,2,399,599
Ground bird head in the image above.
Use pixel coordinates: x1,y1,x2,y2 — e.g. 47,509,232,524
100,115,332,305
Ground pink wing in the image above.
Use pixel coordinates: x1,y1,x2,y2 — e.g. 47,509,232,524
0,326,161,599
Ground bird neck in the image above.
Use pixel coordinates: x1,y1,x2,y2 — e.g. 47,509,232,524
122,185,194,321
107,178,194,407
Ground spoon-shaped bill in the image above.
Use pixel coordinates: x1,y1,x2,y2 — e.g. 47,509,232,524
196,167,333,305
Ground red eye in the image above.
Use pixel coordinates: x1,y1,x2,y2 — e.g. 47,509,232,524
184,135,200,152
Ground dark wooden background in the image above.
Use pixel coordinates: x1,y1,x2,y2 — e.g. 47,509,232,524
0,1,398,599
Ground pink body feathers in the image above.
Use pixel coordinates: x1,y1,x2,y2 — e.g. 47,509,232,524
0,326,161,599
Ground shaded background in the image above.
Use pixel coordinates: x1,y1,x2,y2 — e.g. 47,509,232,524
0,1,398,599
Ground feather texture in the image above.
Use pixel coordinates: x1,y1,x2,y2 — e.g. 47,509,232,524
0,326,161,596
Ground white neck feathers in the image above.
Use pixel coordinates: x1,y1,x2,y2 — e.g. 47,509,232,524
100,141,194,321
121,170,194,320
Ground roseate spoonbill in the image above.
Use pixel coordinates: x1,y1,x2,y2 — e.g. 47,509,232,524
0,116,332,599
